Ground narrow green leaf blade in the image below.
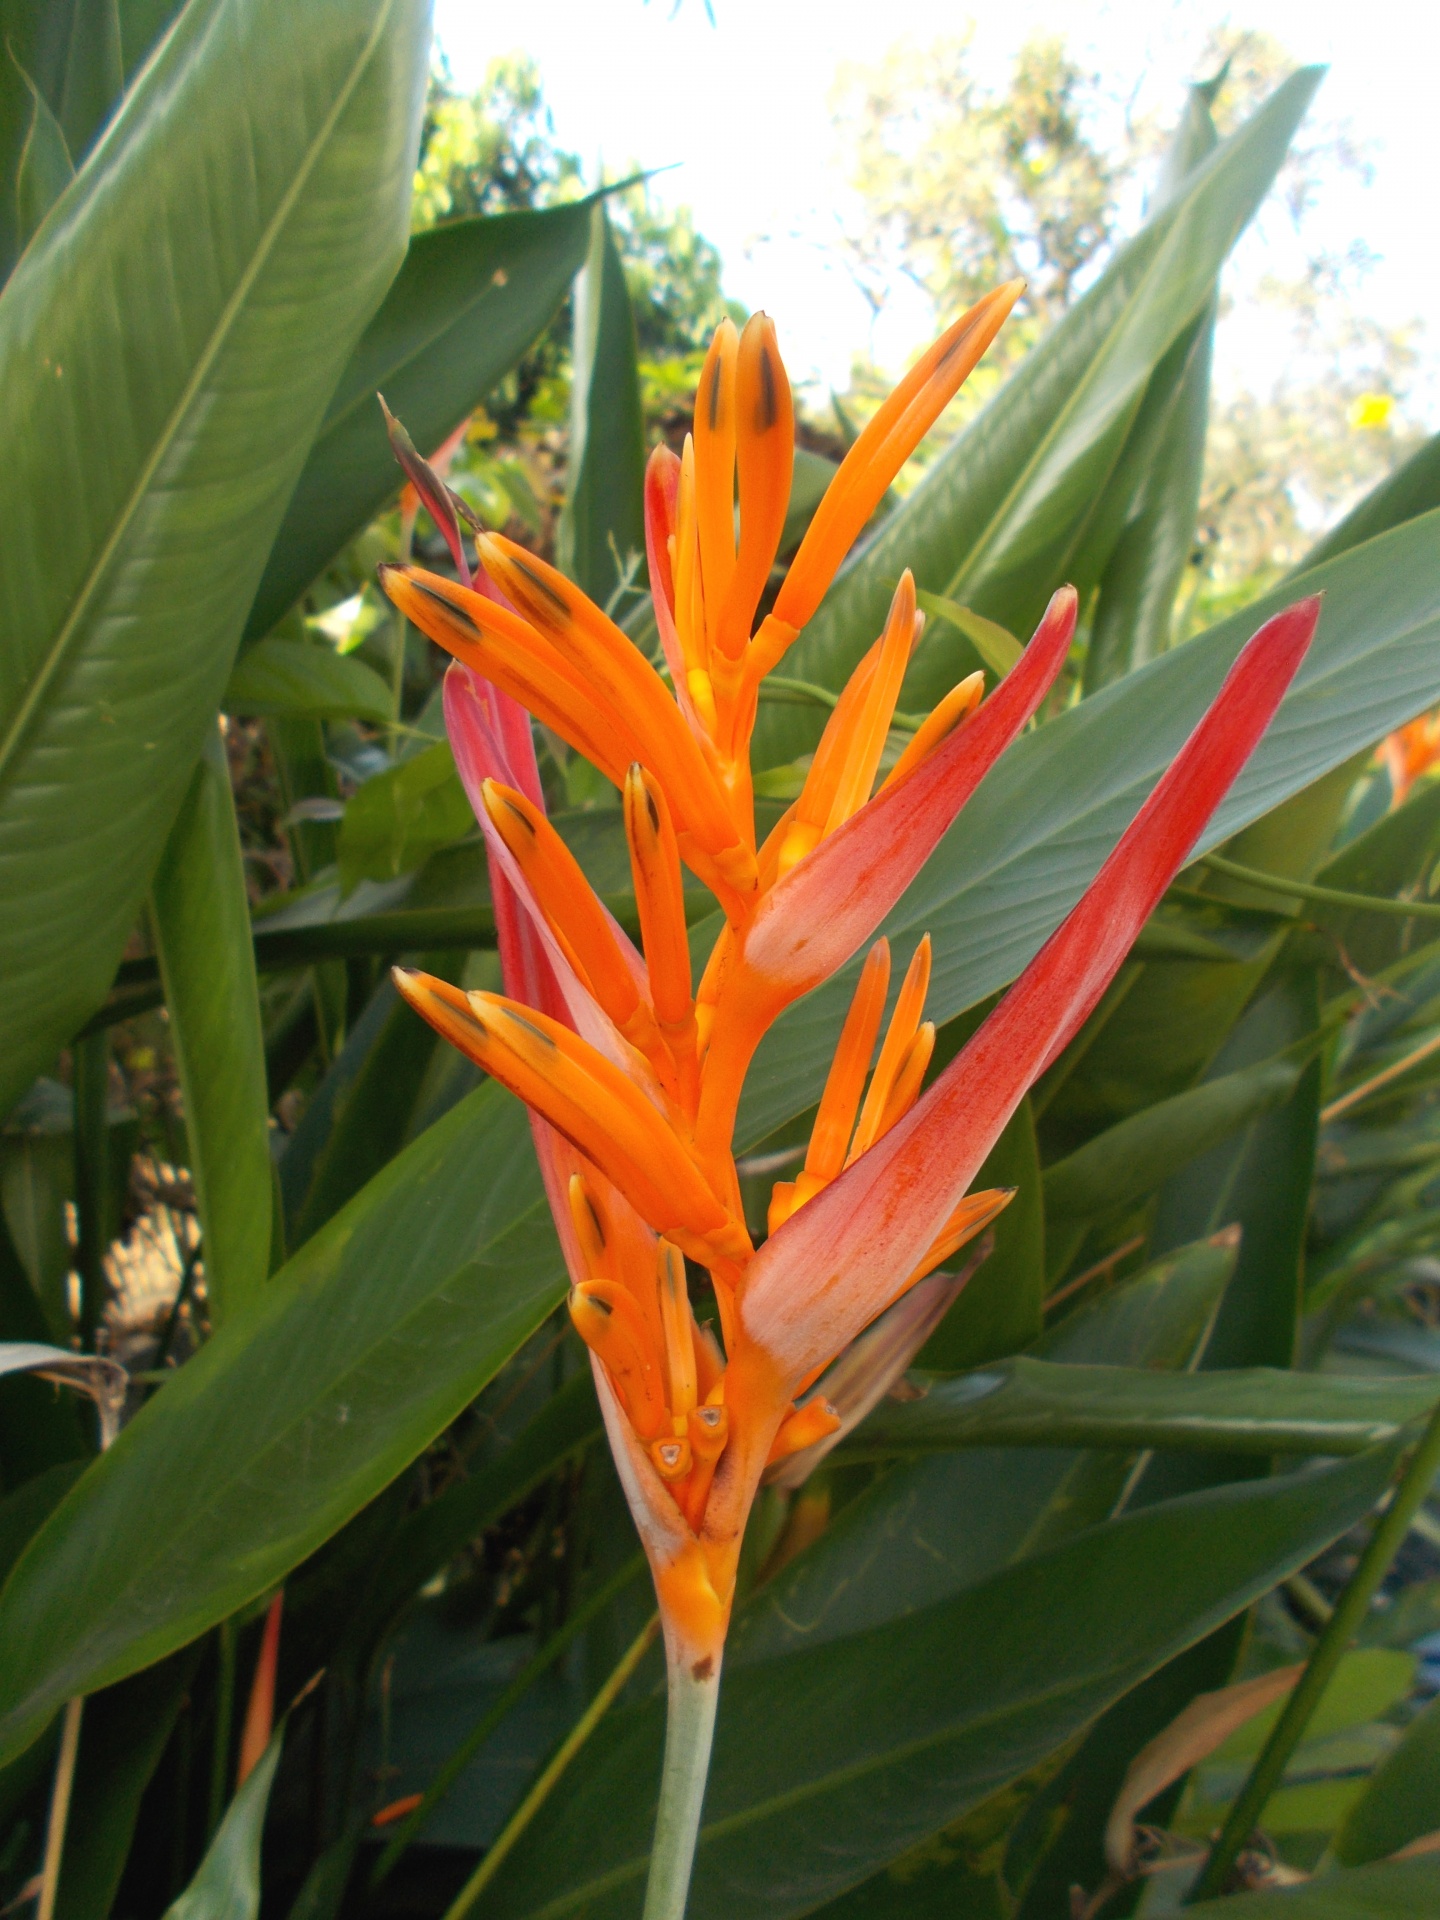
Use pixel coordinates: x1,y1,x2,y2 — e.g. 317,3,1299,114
164,1721,283,1920
246,196,596,640
0,0,431,1118
1043,1053,1304,1219
845,1357,1440,1459
556,198,646,607
149,722,271,1322
1334,1692,1440,1868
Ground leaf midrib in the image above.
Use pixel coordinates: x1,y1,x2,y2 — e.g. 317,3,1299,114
0,0,399,792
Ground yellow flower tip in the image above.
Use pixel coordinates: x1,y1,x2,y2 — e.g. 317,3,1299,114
766,1396,841,1465
881,670,987,793
770,284,1021,642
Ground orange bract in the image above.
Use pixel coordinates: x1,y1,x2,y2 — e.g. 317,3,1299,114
379,291,1314,1674
381,292,1033,1657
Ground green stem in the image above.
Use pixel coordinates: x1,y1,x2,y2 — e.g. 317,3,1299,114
441,1613,660,1920
642,1645,722,1920
1201,852,1440,921
369,1553,646,1887
1187,1398,1440,1902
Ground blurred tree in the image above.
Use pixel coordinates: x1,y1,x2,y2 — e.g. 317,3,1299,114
832,26,1429,643
832,33,1117,363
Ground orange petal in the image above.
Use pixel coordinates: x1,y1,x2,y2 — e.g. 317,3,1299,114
823,572,918,835
806,939,891,1182
714,312,794,661
694,320,739,653
658,1239,699,1417
766,1396,841,1465
880,672,985,792
849,935,932,1163
570,1281,668,1439
482,780,659,1048
235,1591,284,1788
914,1187,1013,1280
392,971,749,1263
761,282,1022,653
379,565,635,785
476,534,751,884
879,1021,936,1136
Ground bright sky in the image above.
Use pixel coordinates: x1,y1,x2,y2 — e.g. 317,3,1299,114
434,0,1436,413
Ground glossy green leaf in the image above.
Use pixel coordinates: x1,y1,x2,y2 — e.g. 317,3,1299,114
481,1447,1396,1920
752,69,1321,769
730,1236,1235,1666
150,722,271,1322
246,196,596,640
336,740,475,894
912,589,1023,678
1083,303,1212,690
278,977,438,1246
1187,1859,1440,1916
556,198,645,607
54,1646,200,1920
739,511,1440,1150
165,1721,283,1920
0,1078,563,1767
0,0,430,1121
118,0,187,80
223,636,393,724
1333,1692,1440,1867
1153,969,1321,1372
1043,1053,1305,1219
11,54,74,251
845,1357,1440,1459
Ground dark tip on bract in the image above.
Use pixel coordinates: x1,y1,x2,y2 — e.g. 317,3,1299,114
755,345,777,433
692,1656,714,1681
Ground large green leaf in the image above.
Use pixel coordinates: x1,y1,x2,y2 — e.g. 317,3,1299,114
0,1078,563,1767
845,1357,1440,1459
737,511,1440,1149
0,0,430,1120
149,721,272,1322
481,1447,1395,1920
556,198,646,607
752,69,1321,769
1153,968,1321,1372
245,195,596,640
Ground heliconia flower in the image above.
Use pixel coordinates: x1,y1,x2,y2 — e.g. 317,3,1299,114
1379,707,1440,808
377,298,1320,1919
